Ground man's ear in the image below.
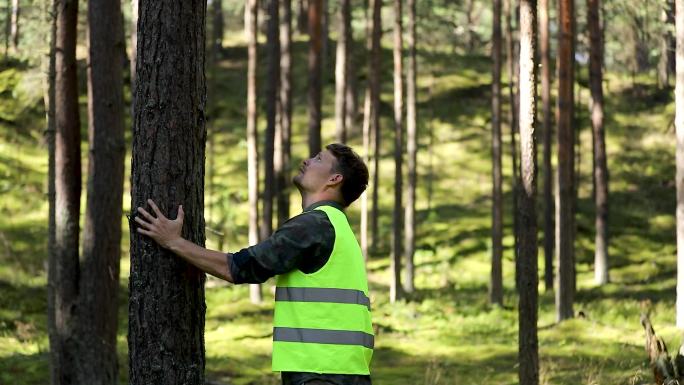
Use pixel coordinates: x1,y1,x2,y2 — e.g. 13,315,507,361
328,173,343,187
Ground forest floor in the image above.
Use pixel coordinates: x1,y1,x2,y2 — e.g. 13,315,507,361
0,35,679,385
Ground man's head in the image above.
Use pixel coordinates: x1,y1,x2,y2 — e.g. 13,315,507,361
293,143,369,207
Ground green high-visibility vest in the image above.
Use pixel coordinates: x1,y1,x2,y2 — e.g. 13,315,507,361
272,205,374,375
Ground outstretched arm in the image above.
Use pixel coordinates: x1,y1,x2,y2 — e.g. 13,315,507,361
135,199,234,283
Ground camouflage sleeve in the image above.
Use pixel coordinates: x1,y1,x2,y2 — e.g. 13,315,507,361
229,210,335,284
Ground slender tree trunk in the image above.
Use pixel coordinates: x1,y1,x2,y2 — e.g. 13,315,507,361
129,2,207,384
322,0,329,71
308,0,322,156
345,31,357,135
540,0,553,292
245,0,262,304
518,0,539,383
490,0,504,307
277,0,292,227
465,0,476,51
4,0,9,59
130,0,138,109
676,0,684,329
212,0,224,53
404,0,417,295
360,0,373,259
390,0,404,304
555,0,575,322
78,0,126,383
334,0,351,143
588,0,608,285
370,0,381,253
505,0,521,289
297,0,307,34
10,0,18,50
50,0,81,382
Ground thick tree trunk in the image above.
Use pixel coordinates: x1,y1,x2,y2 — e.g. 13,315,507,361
129,2,207,384
212,0,224,53
505,0,521,289
588,0,609,286
10,0,18,50
370,0,381,253
390,0,404,304
675,0,684,329
404,0,416,295
540,0,553,292
334,0,351,143
308,0,322,156
78,0,126,383
245,0,262,304
276,0,292,227
555,0,575,322
50,0,81,382
490,0,504,307
518,1,539,383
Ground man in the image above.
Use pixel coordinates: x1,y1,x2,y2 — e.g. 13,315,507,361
135,143,373,385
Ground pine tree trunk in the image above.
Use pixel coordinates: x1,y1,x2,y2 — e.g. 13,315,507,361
308,0,322,156
245,0,262,304
129,2,207,384
334,0,350,143
10,0,18,50
490,0,504,307
212,0,224,53
676,0,684,329
77,0,126,383
370,0,381,253
403,0,417,295
297,0,307,34
540,0,553,292
390,0,404,304
518,1,539,383
555,0,575,322
276,0,292,227
588,0,609,286
50,0,81,382
360,0,373,259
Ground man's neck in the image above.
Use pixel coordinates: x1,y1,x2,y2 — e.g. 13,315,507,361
301,194,343,211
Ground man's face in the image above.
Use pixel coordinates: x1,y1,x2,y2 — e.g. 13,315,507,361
293,150,340,193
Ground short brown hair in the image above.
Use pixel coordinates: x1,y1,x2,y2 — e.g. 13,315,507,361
326,143,369,207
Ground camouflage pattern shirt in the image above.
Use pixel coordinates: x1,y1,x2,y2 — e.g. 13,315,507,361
229,200,343,284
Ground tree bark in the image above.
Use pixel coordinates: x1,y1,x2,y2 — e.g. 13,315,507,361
77,0,126,383
675,0,684,329
403,0,417,295
539,0,553,292
10,0,18,50
659,0,675,88
555,0,575,322
50,0,81,382
518,1,539,383
370,0,381,253
129,2,207,384
588,0,609,286
245,0,262,304
390,0,404,304
308,0,322,156
276,0,292,227
334,0,351,143
490,0,504,307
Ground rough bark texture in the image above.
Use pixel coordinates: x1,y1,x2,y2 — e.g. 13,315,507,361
245,0,262,303
676,0,684,329
540,0,553,292
50,0,81,382
334,0,351,143
490,0,504,307
588,0,609,286
555,0,575,322
369,0,381,253
518,1,539,383
129,2,207,384
79,0,126,383
277,0,292,227
390,0,404,304
404,0,417,295
308,0,322,156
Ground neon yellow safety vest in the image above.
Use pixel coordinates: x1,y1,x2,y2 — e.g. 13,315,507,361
272,205,374,375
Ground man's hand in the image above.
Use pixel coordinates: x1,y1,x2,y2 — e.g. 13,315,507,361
135,199,184,249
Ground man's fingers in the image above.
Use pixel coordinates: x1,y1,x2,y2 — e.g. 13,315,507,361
147,199,166,219
134,216,152,229
137,227,153,236
137,207,156,222
177,205,184,222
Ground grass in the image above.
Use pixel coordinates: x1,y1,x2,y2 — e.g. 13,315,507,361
0,29,678,384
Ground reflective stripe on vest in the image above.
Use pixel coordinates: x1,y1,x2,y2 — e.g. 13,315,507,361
275,287,371,310
273,327,375,349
